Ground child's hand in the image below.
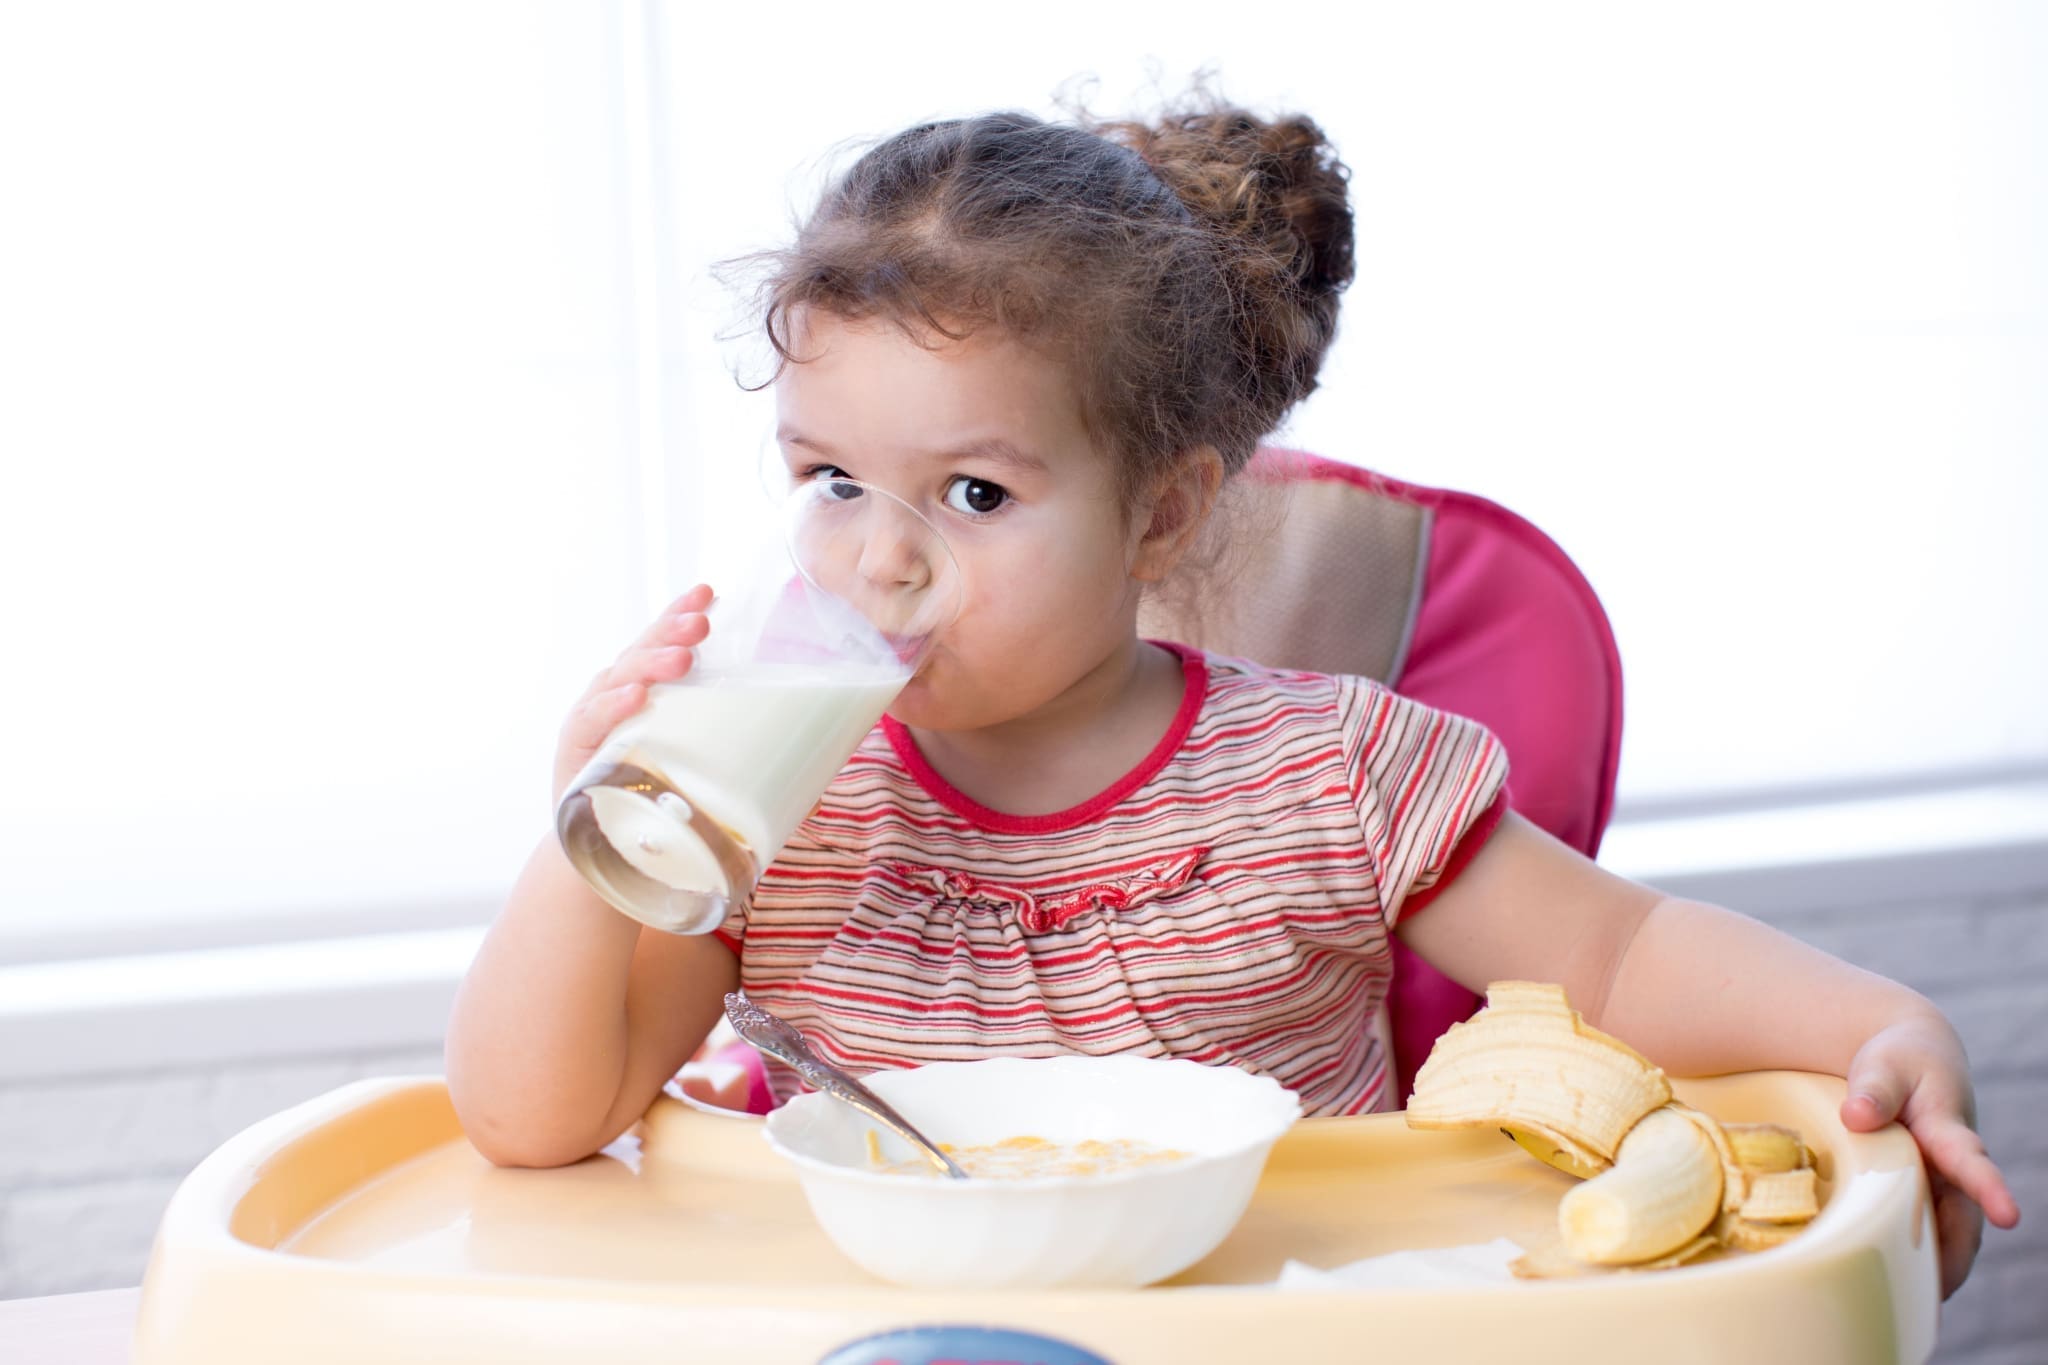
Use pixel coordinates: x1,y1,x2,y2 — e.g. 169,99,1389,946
552,585,714,801
1840,1012,2022,1298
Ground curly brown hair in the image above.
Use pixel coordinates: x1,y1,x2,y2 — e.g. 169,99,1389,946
739,85,1355,505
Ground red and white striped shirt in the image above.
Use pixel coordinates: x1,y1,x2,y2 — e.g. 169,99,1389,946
717,644,1508,1116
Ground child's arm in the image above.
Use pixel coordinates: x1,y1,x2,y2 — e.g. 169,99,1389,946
446,585,738,1168
445,836,737,1168
1397,810,2021,1296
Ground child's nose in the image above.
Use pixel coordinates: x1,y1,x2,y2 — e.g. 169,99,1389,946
856,518,930,590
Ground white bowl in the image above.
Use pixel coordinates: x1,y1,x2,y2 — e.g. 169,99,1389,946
761,1055,1302,1289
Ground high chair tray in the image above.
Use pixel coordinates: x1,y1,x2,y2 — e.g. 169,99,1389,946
134,1071,1936,1364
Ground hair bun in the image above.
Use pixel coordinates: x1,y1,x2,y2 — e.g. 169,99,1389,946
1127,106,1354,298
1086,88,1355,411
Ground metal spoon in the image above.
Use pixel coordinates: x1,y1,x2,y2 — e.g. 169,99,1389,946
723,992,968,1179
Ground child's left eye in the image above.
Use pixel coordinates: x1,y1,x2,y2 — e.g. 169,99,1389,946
943,476,1009,517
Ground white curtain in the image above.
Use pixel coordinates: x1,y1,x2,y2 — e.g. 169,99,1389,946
0,4,649,953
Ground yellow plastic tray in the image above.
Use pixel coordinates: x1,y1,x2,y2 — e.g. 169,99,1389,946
134,1072,1937,1364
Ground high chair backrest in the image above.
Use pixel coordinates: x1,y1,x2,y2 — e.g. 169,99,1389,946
1137,447,1625,1104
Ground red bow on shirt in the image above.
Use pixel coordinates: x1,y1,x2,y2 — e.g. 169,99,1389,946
901,848,1209,934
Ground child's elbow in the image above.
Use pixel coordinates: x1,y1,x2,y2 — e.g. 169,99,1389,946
446,1074,609,1169
460,1111,608,1170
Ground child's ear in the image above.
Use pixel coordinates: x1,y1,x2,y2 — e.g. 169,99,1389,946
1130,446,1225,582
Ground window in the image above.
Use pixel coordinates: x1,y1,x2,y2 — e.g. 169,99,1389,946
1,4,650,955
5,3,2041,957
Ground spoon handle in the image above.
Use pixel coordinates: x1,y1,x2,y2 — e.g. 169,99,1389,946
724,993,968,1179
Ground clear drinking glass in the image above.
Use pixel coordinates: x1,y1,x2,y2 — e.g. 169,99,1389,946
556,478,962,933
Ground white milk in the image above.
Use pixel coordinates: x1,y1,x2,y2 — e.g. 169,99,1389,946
583,663,908,896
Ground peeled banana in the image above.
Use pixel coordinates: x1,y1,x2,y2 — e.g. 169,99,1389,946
1725,1123,1811,1175
1559,1107,1723,1264
1405,981,1826,1275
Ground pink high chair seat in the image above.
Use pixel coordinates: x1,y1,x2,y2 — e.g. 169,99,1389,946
689,446,1622,1112
1162,448,1625,1102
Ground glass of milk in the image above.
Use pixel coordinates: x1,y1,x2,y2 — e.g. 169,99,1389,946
554,478,962,934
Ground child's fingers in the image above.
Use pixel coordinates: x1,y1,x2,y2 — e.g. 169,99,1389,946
1839,1061,1908,1131
651,585,714,641
561,680,647,754
580,643,696,708
555,586,713,792
1929,1173,1985,1300
603,644,696,692
1916,1116,2023,1230
609,592,713,677
666,609,712,647
566,641,695,748
667,583,714,616
579,586,713,699
624,601,712,658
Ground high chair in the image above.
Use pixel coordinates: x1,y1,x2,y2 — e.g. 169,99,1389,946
1138,447,1624,1102
696,446,1624,1111
141,464,1942,1365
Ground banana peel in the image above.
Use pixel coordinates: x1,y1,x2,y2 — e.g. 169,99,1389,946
1406,981,1669,1172
1406,981,1825,1276
1502,1126,1607,1181
1742,1168,1821,1223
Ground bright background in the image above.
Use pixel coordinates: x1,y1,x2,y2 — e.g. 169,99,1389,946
3,0,2044,958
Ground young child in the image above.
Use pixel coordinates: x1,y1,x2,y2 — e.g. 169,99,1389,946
446,90,2018,1296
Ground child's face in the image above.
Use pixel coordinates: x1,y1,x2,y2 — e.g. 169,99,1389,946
775,313,1149,732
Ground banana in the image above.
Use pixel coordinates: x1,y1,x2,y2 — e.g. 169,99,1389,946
1406,981,1828,1273
1406,981,1670,1171
1559,1107,1725,1264
1726,1123,1810,1174
1741,1167,1820,1223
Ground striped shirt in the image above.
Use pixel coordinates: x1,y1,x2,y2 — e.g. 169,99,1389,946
717,643,1508,1117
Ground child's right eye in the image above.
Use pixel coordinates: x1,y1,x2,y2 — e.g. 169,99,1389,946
801,465,864,500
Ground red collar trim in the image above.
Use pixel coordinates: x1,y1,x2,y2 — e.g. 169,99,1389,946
882,642,1209,835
